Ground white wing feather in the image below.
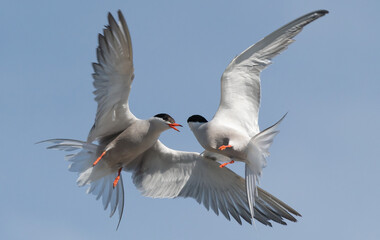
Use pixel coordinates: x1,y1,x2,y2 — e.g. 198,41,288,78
39,138,300,226
88,11,137,142
245,114,286,219
131,140,252,224
39,139,124,229
130,140,300,225
214,10,328,136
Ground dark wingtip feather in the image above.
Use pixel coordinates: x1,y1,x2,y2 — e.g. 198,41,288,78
317,9,329,15
108,11,119,30
107,12,115,24
117,9,124,20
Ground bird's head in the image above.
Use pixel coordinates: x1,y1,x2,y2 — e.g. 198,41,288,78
153,113,182,132
187,115,208,130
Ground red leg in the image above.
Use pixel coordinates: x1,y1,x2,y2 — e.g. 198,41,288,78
93,151,106,166
219,160,235,168
113,168,122,188
218,145,232,151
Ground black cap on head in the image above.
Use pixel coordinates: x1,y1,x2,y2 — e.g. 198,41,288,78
187,115,208,123
154,113,175,124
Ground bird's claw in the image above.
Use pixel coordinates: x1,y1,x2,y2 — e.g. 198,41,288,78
113,168,122,188
93,151,106,166
219,160,235,168
218,145,232,151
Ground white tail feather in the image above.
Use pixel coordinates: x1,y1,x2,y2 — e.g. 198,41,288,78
245,114,286,219
39,139,124,229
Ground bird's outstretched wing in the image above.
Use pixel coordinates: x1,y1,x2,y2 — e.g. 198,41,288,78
130,140,300,225
88,10,137,142
213,10,328,136
39,139,125,229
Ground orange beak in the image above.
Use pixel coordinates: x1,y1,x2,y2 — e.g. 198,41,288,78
168,123,182,132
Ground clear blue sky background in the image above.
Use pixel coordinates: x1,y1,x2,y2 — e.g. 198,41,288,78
1,1,379,239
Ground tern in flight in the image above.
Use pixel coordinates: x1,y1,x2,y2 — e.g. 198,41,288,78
41,10,303,228
40,11,182,227
188,10,328,219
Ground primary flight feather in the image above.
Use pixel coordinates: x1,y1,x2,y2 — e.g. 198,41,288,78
40,10,305,228
188,9,328,220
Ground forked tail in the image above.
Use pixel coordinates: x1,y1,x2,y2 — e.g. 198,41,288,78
245,113,287,219
38,139,125,229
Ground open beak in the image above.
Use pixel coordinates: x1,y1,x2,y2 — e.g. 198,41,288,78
168,123,182,132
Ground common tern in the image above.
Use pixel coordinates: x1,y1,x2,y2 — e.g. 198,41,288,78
45,139,301,227
188,10,328,219
40,11,182,227
40,10,302,228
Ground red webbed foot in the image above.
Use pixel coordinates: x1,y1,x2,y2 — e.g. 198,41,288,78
113,168,122,188
219,160,235,168
218,145,232,151
93,151,106,166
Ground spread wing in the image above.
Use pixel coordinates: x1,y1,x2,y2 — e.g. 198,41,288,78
213,10,328,136
129,140,301,226
88,10,137,142
39,139,125,229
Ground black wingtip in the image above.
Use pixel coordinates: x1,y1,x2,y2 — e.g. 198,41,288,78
35,140,45,144
107,12,117,26
313,9,329,17
117,10,127,25
107,12,113,21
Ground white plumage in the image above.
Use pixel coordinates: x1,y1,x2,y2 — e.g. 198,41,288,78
40,10,305,228
188,10,328,219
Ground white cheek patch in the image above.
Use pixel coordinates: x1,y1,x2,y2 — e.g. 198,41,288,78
188,122,202,131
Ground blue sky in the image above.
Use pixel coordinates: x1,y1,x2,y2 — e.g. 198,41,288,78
1,0,380,239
